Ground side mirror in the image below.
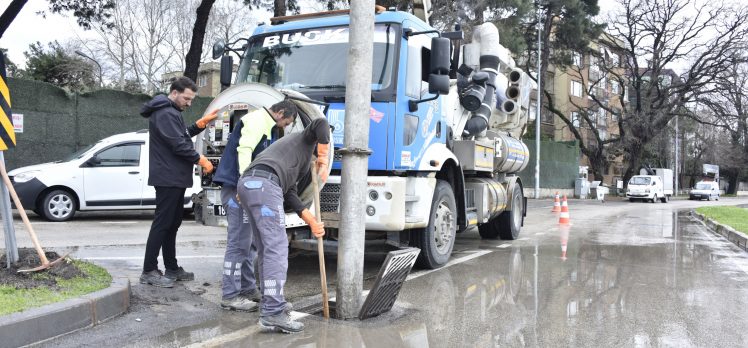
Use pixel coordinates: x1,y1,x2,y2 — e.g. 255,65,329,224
409,36,451,112
212,40,226,60
220,55,233,89
84,156,100,167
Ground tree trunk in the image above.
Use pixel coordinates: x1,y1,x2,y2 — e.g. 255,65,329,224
274,0,286,17
184,0,216,82
0,0,27,38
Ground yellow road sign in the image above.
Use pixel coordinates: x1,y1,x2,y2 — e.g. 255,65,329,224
0,52,17,151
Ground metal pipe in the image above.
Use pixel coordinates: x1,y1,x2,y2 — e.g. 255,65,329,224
0,152,18,267
336,0,374,319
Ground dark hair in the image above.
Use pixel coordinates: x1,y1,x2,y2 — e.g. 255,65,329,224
269,100,298,120
170,76,198,93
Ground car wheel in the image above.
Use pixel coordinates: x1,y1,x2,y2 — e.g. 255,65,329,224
41,189,76,222
661,195,668,203
651,194,657,203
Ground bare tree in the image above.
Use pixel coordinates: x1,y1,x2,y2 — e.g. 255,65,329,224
589,0,748,184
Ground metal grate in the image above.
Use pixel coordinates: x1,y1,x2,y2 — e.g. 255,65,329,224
465,188,475,209
320,183,341,213
358,248,420,320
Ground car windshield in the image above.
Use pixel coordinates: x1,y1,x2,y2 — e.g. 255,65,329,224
695,183,712,190
629,177,651,185
236,24,397,93
60,143,98,162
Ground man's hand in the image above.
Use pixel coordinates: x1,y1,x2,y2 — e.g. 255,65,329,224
315,143,330,182
198,155,214,173
300,209,325,238
196,109,219,129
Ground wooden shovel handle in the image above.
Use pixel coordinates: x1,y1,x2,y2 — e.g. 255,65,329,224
311,162,330,319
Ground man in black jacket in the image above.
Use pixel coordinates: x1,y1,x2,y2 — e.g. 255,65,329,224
139,77,217,288
237,117,329,333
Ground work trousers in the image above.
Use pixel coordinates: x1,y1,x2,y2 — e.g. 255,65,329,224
143,186,186,272
237,175,287,316
220,186,258,300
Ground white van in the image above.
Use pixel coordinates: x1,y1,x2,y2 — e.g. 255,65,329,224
8,130,202,221
689,181,720,201
627,175,668,203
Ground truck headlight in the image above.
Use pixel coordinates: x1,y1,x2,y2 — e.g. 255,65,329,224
645,189,650,193
13,171,40,183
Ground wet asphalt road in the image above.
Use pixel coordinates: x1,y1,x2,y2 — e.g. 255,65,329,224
4,196,748,347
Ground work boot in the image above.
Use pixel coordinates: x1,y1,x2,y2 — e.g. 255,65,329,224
259,311,304,333
239,289,262,302
221,296,258,312
140,270,175,288
164,267,194,281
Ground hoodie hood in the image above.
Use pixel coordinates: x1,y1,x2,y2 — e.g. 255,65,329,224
140,94,174,118
302,118,331,144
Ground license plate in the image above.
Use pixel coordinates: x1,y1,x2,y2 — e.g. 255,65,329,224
213,204,226,216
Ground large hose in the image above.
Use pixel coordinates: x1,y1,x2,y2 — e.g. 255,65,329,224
463,23,501,137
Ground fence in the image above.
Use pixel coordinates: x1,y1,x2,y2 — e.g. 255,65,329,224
517,139,580,191
4,78,212,170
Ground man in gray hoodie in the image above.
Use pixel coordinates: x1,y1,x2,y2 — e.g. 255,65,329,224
139,77,217,288
238,117,330,333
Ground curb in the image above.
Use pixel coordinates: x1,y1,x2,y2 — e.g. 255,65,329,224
691,211,748,251
0,277,130,348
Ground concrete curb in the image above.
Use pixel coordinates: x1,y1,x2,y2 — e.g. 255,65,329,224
0,277,130,348
691,211,748,251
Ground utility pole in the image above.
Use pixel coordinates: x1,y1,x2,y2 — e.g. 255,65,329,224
336,0,374,319
534,5,543,199
675,114,679,195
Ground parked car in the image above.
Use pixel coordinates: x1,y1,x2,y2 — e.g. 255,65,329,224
689,181,720,201
8,130,201,221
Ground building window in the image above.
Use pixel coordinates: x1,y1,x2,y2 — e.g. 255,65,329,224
198,75,208,87
571,111,580,127
542,109,554,124
611,80,620,95
598,108,606,127
571,80,583,97
573,52,583,67
545,72,555,94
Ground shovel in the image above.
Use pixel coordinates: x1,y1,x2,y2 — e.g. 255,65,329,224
311,162,330,319
0,158,66,272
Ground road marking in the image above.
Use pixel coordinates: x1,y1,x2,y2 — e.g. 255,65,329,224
100,221,139,224
406,250,492,281
535,233,545,236
81,255,225,261
517,237,530,241
497,243,512,248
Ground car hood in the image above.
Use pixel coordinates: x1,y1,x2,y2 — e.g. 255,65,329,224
8,162,70,176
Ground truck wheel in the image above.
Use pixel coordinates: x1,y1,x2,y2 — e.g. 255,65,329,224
478,183,522,240
661,195,668,203
41,189,76,222
412,180,456,269
651,194,657,203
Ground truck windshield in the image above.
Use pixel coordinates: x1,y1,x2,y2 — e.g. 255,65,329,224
237,24,398,96
629,177,651,185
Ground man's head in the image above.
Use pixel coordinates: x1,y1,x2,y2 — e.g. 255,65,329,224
168,77,198,111
268,100,299,128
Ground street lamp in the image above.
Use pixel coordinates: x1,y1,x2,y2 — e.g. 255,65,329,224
75,50,103,88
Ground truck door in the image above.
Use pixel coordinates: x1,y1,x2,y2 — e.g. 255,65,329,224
396,27,443,170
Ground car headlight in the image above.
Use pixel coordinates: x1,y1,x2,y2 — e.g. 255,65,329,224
13,170,40,183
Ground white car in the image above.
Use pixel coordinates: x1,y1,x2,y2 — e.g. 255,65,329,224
9,130,201,221
689,181,720,201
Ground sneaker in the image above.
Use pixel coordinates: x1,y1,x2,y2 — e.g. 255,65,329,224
140,270,175,288
239,289,262,302
259,311,304,333
164,267,194,281
221,296,258,312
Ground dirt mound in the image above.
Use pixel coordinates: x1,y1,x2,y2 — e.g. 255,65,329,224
0,248,83,290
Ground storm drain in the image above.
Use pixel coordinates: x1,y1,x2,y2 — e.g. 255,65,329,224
358,247,420,320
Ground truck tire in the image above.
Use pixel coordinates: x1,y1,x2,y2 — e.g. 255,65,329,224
651,194,657,203
412,180,456,269
41,189,76,222
661,195,668,203
478,183,522,240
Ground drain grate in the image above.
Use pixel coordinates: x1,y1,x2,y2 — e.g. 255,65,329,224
358,248,420,320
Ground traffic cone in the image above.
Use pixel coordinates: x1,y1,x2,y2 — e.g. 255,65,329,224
551,192,561,212
560,225,569,261
558,195,571,225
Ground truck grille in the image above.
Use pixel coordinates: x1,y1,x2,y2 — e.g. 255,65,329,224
320,183,341,213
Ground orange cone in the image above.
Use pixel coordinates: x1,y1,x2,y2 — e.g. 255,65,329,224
558,195,571,225
560,225,569,261
551,192,561,212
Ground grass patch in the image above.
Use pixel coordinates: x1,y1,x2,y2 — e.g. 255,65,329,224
0,260,111,316
696,206,748,235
